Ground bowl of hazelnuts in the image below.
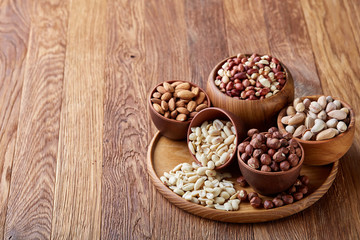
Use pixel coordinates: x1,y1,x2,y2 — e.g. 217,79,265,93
237,127,304,195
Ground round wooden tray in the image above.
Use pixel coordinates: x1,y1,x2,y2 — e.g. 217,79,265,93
147,132,339,223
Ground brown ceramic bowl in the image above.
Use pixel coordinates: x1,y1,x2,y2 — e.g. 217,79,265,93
187,107,246,169
237,135,304,196
148,80,211,140
207,54,294,130
277,95,355,165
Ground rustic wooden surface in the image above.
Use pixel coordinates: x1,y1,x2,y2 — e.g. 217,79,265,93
0,0,359,239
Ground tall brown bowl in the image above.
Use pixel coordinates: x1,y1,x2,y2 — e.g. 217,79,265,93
237,136,304,196
148,80,211,140
187,107,246,169
207,54,294,130
277,95,355,165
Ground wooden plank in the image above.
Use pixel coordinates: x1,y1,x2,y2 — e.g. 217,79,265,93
3,1,68,239
301,0,360,238
51,0,106,238
101,0,150,238
0,0,30,238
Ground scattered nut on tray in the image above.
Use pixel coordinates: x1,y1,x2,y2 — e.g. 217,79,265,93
160,162,240,211
188,119,237,168
214,53,286,100
281,96,350,141
151,81,208,121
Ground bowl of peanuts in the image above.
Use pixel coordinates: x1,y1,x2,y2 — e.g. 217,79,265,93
149,80,211,140
277,95,355,165
207,53,294,130
187,107,246,169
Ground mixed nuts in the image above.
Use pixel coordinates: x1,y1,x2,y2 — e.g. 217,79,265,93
238,127,302,172
151,81,208,121
214,53,287,100
281,96,351,141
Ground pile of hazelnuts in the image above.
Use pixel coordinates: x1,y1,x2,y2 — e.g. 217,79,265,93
237,175,310,209
238,127,302,172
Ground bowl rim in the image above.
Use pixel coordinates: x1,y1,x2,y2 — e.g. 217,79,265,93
186,107,240,170
277,95,356,144
208,53,293,102
237,133,305,176
148,80,211,124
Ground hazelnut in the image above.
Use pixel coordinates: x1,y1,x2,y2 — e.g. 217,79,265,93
273,151,286,162
280,138,288,147
241,152,250,162
236,176,248,187
245,144,254,155
253,149,263,158
250,196,262,208
250,138,262,148
256,133,266,142
272,131,282,139
247,128,259,137
251,133,259,140
247,192,258,201
265,133,272,138
268,148,276,157
298,185,308,195
294,179,302,187
248,157,260,169
266,138,281,149
288,154,299,167
238,189,248,201
263,200,274,209
281,194,294,204
238,141,249,153
279,147,289,155
260,144,268,152
270,161,279,171
261,165,271,172
287,146,296,154
288,139,299,148
295,147,302,158
272,198,284,207
282,132,293,140
299,175,309,186
287,185,296,194
268,127,278,133
293,192,303,201
260,154,271,165
280,161,290,171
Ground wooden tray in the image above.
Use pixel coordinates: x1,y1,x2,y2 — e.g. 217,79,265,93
147,132,339,223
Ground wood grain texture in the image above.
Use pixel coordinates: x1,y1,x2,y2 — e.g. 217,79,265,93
50,0,106,238
0,0,30,238
3,1,68,239
101,0,150,239
148,132,338,222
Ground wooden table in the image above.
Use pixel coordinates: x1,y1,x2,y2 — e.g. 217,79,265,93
0,0,359,239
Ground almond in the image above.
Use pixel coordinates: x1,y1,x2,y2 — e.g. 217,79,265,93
161,92,172,101
151,98,161,105
170,110,178,119
328,110,347,120
161,101,168,111
195,104,207,112
189,111,198,118
171,81,183,88
153,103,164,115
176,113,187,121
195,92,206,105
156,86,167,94
167,98,175,111
177,107,189,115
316,128,338,141
163,82,174,93
187,101,197,112
152,92,161,99
176,100,187,108
164,111,170,118
177,90,195,100
288,113,305,126
191,87,200,97
175,82,191,90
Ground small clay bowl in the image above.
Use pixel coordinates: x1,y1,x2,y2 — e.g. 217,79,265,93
237,135,304,196
148,80,211,140
207,54,294,130
187,107,246,169
277,95,355,165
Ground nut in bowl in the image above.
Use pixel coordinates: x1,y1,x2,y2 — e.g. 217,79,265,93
277,95,355,165
237,127,304,196
207,53,294,130
187,107,246,170
148,80,211,140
